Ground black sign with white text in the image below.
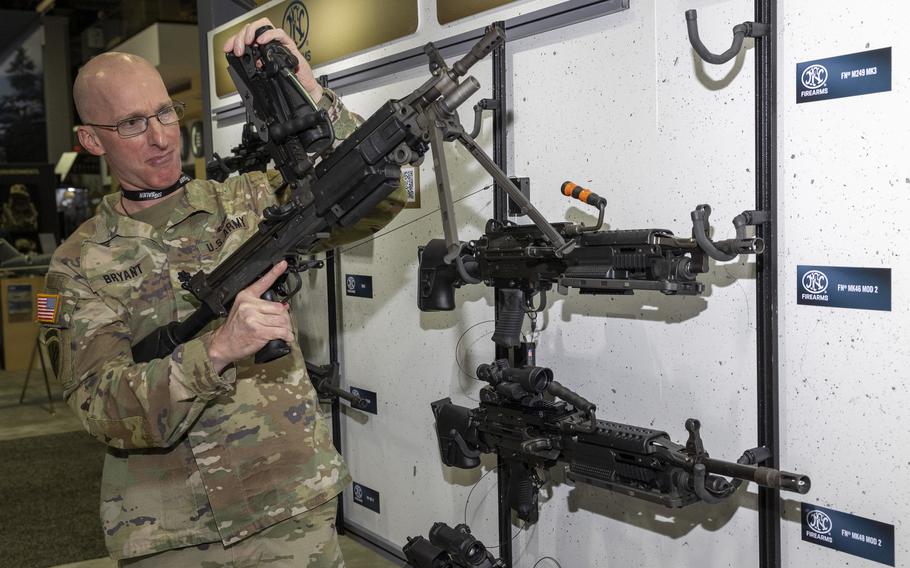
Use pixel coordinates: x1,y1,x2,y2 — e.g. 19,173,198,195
797,47,892,103
344,274,373,298
802,503,894,565
797,265,891,311
349,386,377,414
352,481,380,513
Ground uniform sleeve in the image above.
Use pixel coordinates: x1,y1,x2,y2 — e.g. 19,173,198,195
264,87,408,249
44,268,236,450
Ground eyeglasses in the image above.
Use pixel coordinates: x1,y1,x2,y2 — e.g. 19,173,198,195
85,101,186,138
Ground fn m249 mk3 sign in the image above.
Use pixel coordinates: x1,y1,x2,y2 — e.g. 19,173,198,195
797,47,891,103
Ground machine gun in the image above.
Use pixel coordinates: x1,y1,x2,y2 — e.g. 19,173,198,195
403,522,504,568
131,26,506,363
401,27,766,347
432,360,810,523
419,182,766,347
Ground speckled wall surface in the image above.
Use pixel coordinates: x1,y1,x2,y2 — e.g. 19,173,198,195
779,1,907,567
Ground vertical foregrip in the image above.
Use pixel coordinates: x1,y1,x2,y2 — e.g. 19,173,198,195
492,289,525,348
508,461,539,524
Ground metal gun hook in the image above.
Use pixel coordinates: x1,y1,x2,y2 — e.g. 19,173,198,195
684,9,769,65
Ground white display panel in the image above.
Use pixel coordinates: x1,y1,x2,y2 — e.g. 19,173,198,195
779,1,909,566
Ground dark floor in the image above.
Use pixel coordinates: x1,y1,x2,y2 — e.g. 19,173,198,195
2,369,400,568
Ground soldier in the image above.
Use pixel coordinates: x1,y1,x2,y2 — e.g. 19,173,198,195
1,183,40,252
40,19,404,567
2,183,39,233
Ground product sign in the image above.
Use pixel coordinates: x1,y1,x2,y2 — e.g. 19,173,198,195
801,503,894,566
797,265,890,311
796,47,891,103
352,481,380,513
349,386,377,414
344,274,373,298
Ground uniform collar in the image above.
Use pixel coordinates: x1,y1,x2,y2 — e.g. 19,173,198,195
94,180,218,243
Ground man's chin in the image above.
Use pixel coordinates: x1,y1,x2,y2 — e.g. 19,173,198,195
145,166,184,188
121,171,183,191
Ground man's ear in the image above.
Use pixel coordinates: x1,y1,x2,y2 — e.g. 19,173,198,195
76,126,106,156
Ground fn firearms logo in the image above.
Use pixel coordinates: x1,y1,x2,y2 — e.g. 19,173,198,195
807,510,833,535
283,1,311,61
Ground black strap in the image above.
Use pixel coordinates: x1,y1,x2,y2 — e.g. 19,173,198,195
121,173,193,201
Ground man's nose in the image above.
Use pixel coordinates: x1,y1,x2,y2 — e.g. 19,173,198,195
145,116,169,147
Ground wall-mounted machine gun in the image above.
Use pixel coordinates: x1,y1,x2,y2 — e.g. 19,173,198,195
419,179,767,347
130,26,506,364
419,188,765,346
403,522,504,568
432,360,810,523
411,32,767,347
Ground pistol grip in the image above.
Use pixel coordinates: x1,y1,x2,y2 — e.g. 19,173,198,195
254,288,292,364
492,289,524,347
508,461,539,524
254,339,291,364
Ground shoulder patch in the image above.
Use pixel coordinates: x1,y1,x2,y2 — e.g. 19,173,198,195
36,293,61,324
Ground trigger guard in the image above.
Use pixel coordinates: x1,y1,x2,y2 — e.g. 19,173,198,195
284,271,302,297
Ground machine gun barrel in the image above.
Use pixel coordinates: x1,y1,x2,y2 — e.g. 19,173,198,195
703,456,810,494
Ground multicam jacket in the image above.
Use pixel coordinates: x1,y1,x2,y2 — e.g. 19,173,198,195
42,90,405,559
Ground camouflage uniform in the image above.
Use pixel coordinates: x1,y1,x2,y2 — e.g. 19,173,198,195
41,89,405,561
119,498,343,567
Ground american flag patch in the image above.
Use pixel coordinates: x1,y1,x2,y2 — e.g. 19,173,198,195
36,293,60,324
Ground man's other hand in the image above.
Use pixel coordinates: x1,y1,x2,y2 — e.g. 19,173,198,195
222,17,323,103
208,260,294,372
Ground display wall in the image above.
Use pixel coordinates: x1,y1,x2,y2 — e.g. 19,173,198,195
207,0,908,566
331,1,764,565
779,1,907,567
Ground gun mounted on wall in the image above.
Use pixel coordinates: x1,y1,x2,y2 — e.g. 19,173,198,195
432,360,810,523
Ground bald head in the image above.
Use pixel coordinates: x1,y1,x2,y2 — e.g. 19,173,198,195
74,52,163,123
73,52,182,191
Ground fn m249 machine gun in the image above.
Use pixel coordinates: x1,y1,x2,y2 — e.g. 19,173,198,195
432,360,810,523
419,181,767,348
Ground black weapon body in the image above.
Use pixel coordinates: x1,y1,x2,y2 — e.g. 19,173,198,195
404,522,504,568
131,27,506,364
432,360,810,524
419,198,763,348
